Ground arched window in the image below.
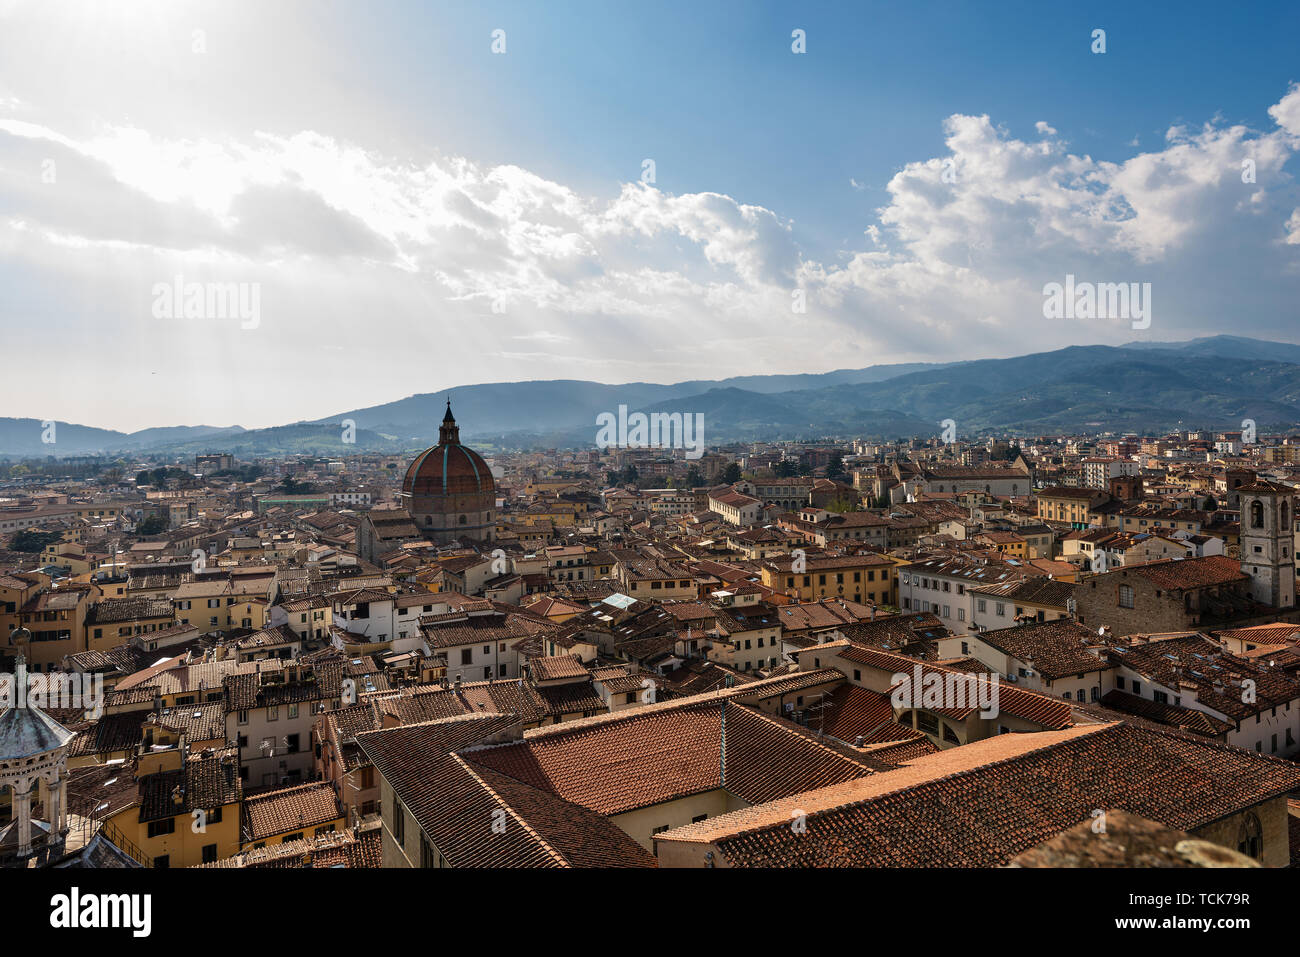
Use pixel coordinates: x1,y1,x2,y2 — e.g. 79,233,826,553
1237,812,1263,860
1251,500,1264,528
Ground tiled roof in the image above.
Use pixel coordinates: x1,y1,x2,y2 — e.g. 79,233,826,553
976,619,1111,679
138,747,242,823
529,655,588,682
833,644,1075,729
465,700,879,817
357,714,655,867
1126,554,1246,590
241,781,342,842
1108,633,1300,719
1099,689,1234,737
655,722,1300,866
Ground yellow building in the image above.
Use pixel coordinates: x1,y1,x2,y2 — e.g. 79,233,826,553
760,553,901,607
1034,487,1108,529
103,746,243,868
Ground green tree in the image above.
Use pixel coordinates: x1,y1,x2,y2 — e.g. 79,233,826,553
722,463,742,484
136,515,168,535
10,530,61,553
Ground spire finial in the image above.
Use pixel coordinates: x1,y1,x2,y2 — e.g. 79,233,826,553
439,396,460,443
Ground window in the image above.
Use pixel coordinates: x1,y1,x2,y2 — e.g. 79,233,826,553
147,818,176,838
202,843,218,864
154,855,170,869
1237,812,1262,859
1118,584,1134,609
392,798,405,846
460,649,472,665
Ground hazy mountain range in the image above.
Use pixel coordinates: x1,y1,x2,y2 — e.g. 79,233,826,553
4,336,1300,457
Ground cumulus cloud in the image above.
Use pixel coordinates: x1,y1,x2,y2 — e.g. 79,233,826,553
3,84,1300,428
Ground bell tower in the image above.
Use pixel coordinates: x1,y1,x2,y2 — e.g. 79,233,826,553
1239,480,1296,610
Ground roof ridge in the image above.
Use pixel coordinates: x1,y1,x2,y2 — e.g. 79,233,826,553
451,754,568,867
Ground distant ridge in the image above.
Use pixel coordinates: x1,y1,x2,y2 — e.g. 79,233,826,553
4,336,1300,457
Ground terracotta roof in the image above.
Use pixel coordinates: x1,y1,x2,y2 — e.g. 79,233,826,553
465,699,879,817
976,619,1111,679
529,655,588,682
357,714,654,867
1109,633,1300,719
241,782,342,842
654,722,1300,866
1125,554,1246,590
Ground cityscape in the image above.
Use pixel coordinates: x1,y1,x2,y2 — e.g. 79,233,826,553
2,0,1299,932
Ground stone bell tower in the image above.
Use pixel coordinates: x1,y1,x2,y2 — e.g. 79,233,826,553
1238,480,1296,610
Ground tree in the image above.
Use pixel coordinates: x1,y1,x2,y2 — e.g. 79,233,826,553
277,476,317,495
10,529,61,553
136,515,168,535
826,453,846,479
684,465,704,488
774,460,798,478
722,463,742,485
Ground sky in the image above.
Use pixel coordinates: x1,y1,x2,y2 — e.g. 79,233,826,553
2,0,1300,432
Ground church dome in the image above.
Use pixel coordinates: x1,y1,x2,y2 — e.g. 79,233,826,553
402,401,496,499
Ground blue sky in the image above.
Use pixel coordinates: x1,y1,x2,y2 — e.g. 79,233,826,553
2,0,1300,430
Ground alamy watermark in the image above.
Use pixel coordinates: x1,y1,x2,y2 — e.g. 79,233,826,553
595,404,704,460
1,671,104,717
152,275,261,330
890,664,999,719
1042,274,1150,330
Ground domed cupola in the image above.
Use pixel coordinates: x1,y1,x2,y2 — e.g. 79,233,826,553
399,398,496,544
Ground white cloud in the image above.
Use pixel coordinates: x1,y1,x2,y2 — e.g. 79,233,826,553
3,84,1300,429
